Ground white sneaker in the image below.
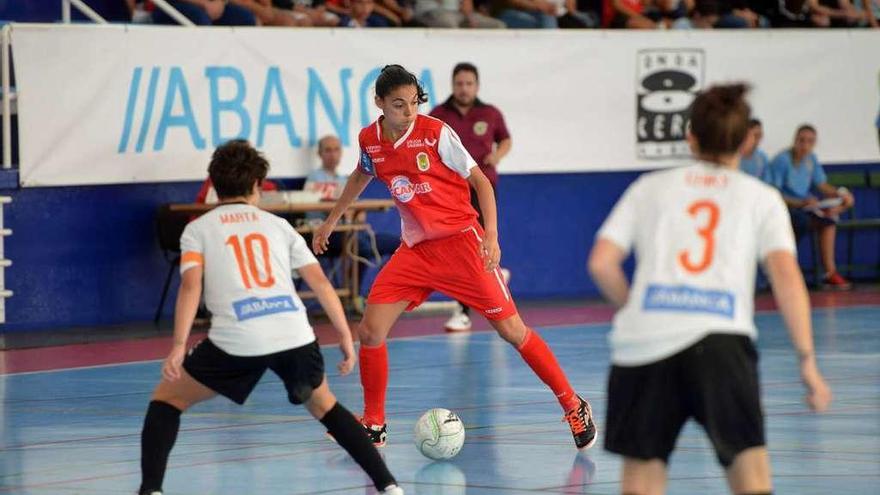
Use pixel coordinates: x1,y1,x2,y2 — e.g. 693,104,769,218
444,307,472,332
381,485,405,494
500,267,511,285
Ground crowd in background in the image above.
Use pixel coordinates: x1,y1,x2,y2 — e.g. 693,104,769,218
14,0,879,28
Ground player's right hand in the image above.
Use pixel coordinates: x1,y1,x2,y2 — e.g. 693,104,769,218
312,221,336,255
337,337,356,376
162,345,187,382
800,358,832,412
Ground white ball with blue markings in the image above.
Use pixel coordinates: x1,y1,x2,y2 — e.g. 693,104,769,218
414,408,465,460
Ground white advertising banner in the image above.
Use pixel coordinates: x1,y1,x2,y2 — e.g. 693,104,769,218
11,24,880,187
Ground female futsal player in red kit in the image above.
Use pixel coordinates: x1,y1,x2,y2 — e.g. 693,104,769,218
313,64,596,450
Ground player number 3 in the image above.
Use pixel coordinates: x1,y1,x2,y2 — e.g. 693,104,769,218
678,200,720,274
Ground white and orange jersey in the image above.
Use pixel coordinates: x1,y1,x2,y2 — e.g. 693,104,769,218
357,114,479,247
180,203,319,356
598,162,796,366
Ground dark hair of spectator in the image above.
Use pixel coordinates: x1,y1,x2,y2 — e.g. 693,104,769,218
209,139,269,199
796,124,817,136
376,64,428,104
452,62,479,81
689,83,751,160
695,0,720,16
748,118,762,128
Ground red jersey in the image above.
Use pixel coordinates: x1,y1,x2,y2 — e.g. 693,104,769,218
602,0,643,27
357,114,479,247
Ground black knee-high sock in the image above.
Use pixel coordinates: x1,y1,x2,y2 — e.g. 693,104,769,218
320,402,396,491
140,400,182,494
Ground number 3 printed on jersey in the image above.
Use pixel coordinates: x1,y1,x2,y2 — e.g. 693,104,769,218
226,233,276,288
678,200,720,274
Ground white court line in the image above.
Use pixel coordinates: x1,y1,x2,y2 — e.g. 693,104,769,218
3,303,876,377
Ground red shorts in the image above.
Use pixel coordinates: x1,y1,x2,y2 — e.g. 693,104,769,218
367,225,517,321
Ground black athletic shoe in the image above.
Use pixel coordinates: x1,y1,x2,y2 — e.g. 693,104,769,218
325,418,387,447
362,420,388,447
564,395,598,450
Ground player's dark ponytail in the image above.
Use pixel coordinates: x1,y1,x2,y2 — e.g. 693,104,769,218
376,65,428,104
689,83,751,160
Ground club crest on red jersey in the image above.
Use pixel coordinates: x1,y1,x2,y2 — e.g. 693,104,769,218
416,152,431,172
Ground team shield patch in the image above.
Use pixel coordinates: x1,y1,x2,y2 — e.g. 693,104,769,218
416,152,430,172
473,121,488,136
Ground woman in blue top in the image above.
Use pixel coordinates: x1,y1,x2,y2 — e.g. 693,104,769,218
768,124,855,289
739,119,771,182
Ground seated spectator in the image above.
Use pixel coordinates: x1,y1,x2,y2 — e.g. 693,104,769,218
575,0,605,22
672,0,720,27
815,0,869,26
766,0,834,26
768,124,855,289
649,0,691,25
375,0,420,25
303,135,400,299
334,0,393,26
271,0,341,25
326,0,412,24
555,0,602,26
860,0,880,26
413,0,507,27
712,0,770,26
304,136,349,209
492,0,559,28
602,0,657,28
739,118,772,181
229,0,312,25
151,0,258,25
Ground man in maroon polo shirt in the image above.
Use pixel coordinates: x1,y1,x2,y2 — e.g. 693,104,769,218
430,62,513,332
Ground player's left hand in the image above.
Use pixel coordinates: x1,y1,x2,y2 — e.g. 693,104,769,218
481,230,501,272
337,336,356,376
800,358,832,412
162,344,187,382
484,152,500,167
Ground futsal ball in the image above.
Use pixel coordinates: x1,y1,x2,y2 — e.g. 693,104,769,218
413,408,465,460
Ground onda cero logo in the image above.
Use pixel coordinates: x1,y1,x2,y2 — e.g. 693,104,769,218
390,175,432,203
636,49,704,160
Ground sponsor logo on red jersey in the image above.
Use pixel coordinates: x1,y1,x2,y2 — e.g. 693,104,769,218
390,175,432,203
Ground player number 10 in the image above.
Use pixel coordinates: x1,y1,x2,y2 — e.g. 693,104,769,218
226,233,276,289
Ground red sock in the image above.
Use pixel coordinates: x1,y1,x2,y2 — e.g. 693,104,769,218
359,342,388,425
517,328,579,411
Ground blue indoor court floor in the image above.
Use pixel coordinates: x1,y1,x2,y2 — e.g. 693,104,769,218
2,304,879,494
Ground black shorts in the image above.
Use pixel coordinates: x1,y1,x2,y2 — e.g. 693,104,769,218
183,338,325,405
604,333,764,467
789,208,836,239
